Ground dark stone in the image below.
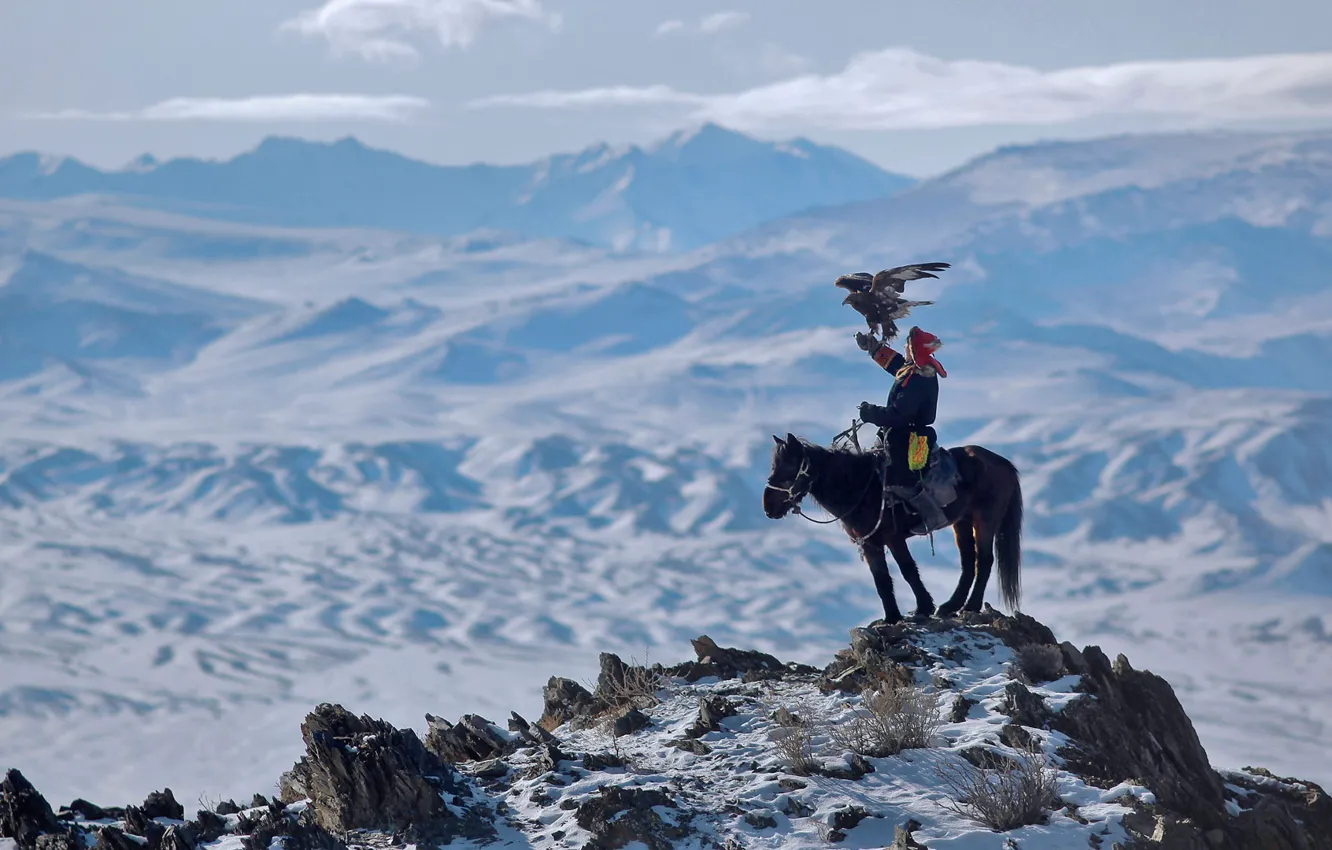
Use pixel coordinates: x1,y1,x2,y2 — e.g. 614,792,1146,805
60,800,110,822
1015,644,1066,684
999,723,1035,751
159,825,196,850
830,805,872,831
248,795,268,811
612,707,651,737
949,695,977,723
685,695,738,738
276,703,488,842
121,806,165,848
33,826,83,850
581,752,626,771
778,778,807,791
1,770,61,850
575,786,690,850
1001,682,1050,729
192,811,228,844
539,677,604,729
666,738,712,755
820,754,874,781
743,811,776,830
890,819,928,849
1049,647,1226,829
93,827,139,850
669,636,791,682
507,712,557,746
424,713,514,763
215,801,241,816
141,790,185,822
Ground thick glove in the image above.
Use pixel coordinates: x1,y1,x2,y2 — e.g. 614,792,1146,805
858,402,891,427
855,332,881,354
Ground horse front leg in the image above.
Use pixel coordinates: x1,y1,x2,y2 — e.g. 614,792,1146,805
860,542,904,625
885,535,935,621
937,519,977,618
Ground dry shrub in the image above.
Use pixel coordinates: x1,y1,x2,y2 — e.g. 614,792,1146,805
830,682,942,758
935,746,1061,831
591,653,667,712
1014,644,1065,685
770,703,819,776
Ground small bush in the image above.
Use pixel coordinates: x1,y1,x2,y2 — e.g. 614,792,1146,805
1014,645,1065,685
935,746,1061,831
771,704,819,776
591,653,667,712
830,682,943,757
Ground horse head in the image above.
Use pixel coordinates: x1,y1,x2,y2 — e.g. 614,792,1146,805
764,433,812,519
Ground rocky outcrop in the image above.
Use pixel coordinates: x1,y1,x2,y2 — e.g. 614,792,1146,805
5,612,1331,850
1050,645,1225,828
0,770,60,850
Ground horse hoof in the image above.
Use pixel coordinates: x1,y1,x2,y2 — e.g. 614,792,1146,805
873,614,904,627
936,605,961,619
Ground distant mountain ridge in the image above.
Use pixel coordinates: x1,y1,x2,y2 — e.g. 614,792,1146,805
0,124,914,251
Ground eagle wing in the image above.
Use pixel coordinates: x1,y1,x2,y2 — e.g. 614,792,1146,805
870,262,951,294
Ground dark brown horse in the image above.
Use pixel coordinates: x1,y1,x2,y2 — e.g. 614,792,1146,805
762,433,1023,624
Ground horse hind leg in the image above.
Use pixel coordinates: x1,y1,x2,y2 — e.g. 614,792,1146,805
861,543,905,625
886,535,935,621
937,519,976,618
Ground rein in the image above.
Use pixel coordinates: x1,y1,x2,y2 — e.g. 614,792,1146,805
765,446,882,528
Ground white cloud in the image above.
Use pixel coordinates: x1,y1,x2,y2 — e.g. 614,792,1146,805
698,11,749,35
28,94,431,123
653,11,749,38
283,0,560,62
653,19,684,38
468,48,1332,132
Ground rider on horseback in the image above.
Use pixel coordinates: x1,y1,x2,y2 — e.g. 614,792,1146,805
854,326,950,532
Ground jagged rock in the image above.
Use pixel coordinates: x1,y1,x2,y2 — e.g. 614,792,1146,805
1,770,61,850
949,695,977,723
277,703,487,842
1001,681,1050,728
526,741,575,777
743,811,776,829
668,635,799,682
821,753,874,781
159,825,196,850
424,712,514,762
967,606,1059,650
192,811,228,844
507,711,557,746
248,794,268,810
890,819,928,849
1049,648,1225,828
958,746,1020,771
581,752,626,771
826,805,873,841
611,707,650,737
214,800,241,816
93,827,139,850
140,789,184,822
539,677,603,729
685,695,737,738
999,723,1035,751
58,800,110,822
666,738,712,755
122,806,165,849
32,826,82,850
575,786,691,850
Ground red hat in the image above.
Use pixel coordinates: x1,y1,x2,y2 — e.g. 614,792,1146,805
906,327,946,377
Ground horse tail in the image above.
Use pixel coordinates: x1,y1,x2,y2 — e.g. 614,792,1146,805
995,462,1023,613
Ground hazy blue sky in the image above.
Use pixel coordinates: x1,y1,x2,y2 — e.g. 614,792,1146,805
4,0,1332,175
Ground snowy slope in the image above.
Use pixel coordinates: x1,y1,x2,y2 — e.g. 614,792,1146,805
0,125,913,252
0,129,1330,808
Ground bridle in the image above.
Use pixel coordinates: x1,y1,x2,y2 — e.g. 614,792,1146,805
765,450,879,527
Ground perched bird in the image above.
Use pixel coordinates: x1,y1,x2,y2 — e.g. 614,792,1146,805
834,262,948,340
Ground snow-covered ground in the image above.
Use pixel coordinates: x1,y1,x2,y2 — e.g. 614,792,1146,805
1,128,1330,807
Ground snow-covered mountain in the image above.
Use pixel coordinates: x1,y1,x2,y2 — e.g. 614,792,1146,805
0,124,913,252
0,128,1330,808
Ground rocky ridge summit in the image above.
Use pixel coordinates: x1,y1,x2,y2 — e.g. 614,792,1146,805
2,610,1328,849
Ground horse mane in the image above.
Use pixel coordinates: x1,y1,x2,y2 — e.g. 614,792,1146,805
796,439,879,496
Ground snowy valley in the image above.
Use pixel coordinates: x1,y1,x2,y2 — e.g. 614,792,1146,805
0,126,1330,810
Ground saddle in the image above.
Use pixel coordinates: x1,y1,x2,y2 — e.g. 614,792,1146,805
885,444,961,535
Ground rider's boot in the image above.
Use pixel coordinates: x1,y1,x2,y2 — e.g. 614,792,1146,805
894,481,949,534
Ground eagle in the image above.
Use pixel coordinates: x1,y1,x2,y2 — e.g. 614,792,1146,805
834,262,949,341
